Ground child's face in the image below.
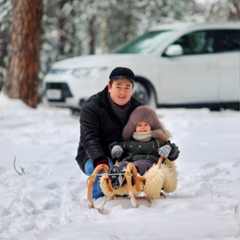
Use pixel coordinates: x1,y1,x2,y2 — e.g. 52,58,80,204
135,121,151,133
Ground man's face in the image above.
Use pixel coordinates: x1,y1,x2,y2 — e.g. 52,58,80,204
108,78,133,106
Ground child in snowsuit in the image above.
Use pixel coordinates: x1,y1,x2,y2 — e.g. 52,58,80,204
100,106,180,198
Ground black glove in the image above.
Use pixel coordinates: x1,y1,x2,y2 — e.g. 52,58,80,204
168,143,180,160
111,145,123,159
94,158,108,168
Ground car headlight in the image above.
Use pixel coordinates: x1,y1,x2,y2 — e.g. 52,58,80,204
72,67,107,78
48,68,68,74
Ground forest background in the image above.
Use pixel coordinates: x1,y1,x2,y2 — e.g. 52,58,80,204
0,0,239,106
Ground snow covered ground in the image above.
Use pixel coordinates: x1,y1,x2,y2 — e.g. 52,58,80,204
0,92,240,240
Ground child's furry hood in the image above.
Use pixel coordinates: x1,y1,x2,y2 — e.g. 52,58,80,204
122,106,171,141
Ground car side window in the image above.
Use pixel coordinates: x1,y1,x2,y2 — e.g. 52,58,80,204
217,30,239,52
173,30,216,55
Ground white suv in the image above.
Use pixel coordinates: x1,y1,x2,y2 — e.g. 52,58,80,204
42,22,239,111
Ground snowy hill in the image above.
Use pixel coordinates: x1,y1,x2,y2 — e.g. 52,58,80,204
0,92,240,240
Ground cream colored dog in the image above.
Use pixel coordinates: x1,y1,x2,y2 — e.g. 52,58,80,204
100,159,178,200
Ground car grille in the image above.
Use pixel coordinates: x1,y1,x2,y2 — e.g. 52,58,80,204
46,82,73,102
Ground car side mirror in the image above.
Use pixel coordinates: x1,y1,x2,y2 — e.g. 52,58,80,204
165,44,183,56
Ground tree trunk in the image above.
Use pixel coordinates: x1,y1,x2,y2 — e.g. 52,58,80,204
58,0,69,58
4,0,43,108
228,0,240,20
88,17,96,55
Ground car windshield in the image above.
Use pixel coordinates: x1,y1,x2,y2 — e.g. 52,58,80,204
113,30,174,54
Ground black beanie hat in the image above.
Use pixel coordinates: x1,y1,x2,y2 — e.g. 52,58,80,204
109,67,134,83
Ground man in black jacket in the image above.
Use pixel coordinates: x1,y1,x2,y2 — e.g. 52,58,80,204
76,67,142,199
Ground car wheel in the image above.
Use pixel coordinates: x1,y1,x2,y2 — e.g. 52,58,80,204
132,82,149,105
70,107,80,116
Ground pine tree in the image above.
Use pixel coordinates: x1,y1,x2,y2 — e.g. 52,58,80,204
4,0,43,108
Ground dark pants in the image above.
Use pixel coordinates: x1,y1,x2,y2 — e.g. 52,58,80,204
118,159,154,176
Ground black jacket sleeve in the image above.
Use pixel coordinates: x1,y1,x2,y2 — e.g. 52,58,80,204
167,142,180,161
80,101,106,164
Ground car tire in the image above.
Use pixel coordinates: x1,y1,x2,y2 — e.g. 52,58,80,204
132,82,150,105
70,107,80,116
